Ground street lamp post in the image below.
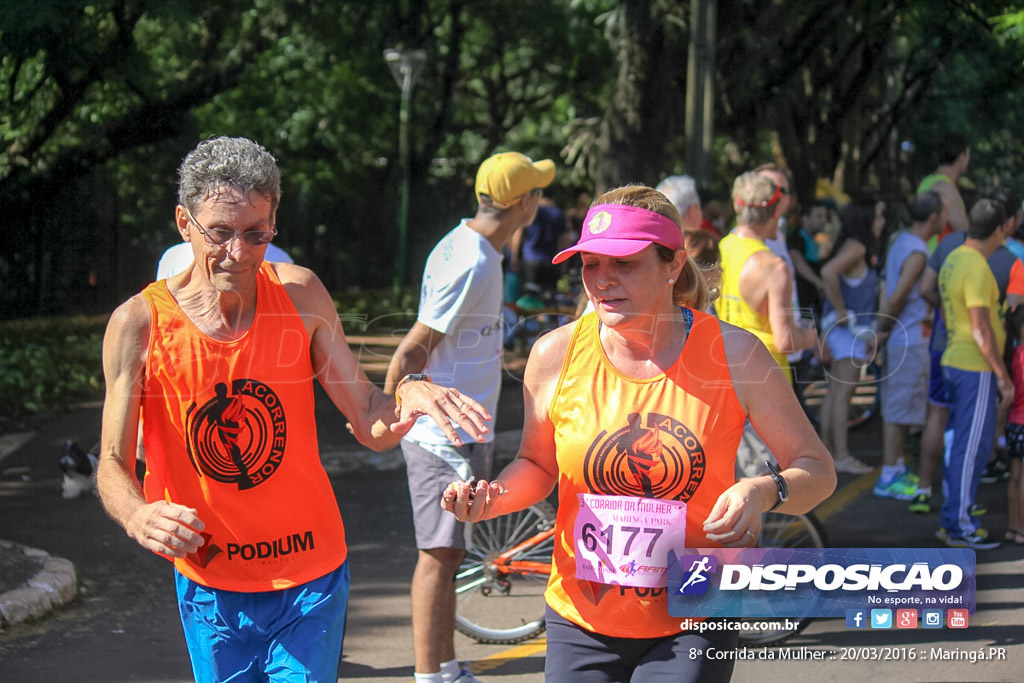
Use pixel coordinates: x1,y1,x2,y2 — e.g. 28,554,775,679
384,48,427,297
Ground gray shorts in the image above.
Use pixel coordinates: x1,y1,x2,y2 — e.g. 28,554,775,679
881,342,928,426
401,439,494,550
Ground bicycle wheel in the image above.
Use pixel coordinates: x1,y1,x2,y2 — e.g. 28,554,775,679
737,511,828,647
798,361,880,431
454,501,556,644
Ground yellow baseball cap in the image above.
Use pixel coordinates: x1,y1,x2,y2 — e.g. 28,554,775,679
475,152,555,208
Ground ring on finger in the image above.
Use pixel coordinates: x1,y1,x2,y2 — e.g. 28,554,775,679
744,530,756,540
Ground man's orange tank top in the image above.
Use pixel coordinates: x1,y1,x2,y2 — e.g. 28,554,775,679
141,262,346,592
544,310,745,638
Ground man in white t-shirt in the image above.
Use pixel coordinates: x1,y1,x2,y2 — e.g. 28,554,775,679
385,151,554,683
156,241,293,279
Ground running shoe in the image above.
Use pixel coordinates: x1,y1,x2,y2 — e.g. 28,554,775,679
943,528,1001,550
908,493,931,514
935,528,950,543
873,472,918,500
980,457,1011,483
970,503,987,517
448,670,482,683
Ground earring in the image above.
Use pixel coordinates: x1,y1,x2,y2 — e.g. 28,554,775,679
668,278,675,284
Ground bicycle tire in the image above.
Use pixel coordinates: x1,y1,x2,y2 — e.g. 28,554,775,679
798,361,880,431
736,511,828,647
454,500,556,644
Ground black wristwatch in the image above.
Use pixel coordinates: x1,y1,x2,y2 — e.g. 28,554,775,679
764,460,789,512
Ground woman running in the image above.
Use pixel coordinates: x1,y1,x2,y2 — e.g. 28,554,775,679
442,185,835,683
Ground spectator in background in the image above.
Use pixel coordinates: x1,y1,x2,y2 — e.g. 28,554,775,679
702,199,729,237
656,175,718,241
788,200,828,317
386,151,555,683
510,196,568,296
684,229,722,309
819,197,887,478
936,198,1013,550
875,191,947,511
917,133,971,244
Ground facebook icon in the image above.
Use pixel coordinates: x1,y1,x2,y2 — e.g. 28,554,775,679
846,609,867,629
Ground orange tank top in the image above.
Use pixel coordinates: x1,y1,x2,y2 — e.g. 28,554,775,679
544,310,745,638
141,263,346,591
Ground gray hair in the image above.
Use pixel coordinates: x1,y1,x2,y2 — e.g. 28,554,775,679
732,171,779,226
178,136,282,214
655,175,701,216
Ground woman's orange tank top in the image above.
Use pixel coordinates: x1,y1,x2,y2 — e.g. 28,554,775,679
141,263,346,592
544,310,745,638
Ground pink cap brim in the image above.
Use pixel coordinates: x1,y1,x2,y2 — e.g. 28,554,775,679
552,238,654,264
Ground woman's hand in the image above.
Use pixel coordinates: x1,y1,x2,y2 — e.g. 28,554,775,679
701,479,766,548
440,478,507,522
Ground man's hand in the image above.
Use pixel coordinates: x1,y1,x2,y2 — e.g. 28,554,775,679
125,501,206,558
391,381,492,446
998,375,1015,409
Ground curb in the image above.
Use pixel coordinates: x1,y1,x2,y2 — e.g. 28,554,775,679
0,540,77,628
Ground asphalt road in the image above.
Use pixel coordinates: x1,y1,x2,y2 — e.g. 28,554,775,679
1,375,1022,682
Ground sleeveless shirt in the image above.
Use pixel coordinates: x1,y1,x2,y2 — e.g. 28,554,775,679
141,263,347,591
544,310,745,638
718,233,791,376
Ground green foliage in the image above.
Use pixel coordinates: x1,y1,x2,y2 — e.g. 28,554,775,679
332,288,419,334
0,316,107,417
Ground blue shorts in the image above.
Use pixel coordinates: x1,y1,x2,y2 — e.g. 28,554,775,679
175,562,349,683
543,605,738,683
928,348,948,406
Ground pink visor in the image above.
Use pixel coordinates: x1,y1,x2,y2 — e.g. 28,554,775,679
552,203,684,264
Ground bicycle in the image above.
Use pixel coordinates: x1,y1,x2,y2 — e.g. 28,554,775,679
454,501,828,646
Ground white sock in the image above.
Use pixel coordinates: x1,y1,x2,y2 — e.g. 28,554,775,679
915,486,932,496
881,465,902,482
998,435,1008,449
415,673,442,683
895,458,906,471
440,659,463,682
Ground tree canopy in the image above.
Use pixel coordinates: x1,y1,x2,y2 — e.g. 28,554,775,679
3,0,1024,319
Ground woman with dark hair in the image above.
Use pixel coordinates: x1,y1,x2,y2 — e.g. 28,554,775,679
819,197,888,476
442,185,835,682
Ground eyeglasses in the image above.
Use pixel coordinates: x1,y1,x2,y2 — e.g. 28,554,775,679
529,188,544,197
184,206,277,247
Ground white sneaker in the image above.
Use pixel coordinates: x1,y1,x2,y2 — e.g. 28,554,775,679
445,670,481,683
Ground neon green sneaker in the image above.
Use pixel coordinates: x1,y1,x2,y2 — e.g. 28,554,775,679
908,493,931,514
873,472,917,500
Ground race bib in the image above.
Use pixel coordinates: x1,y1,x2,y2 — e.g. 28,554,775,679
573,493,686,588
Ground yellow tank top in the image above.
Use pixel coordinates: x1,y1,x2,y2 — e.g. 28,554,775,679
544,310,744,638
141,263,347,591
718,233,791,376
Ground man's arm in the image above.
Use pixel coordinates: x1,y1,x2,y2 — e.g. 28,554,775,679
96,297,206,558
918,266,940,310
930,181,967,232
789,249,824,292
384,321,446,393
764,258,816,353
969,306,1014,405
878,252,927,337
283,265,488,449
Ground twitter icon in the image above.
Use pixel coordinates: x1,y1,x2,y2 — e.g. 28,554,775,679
870,609,892,629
